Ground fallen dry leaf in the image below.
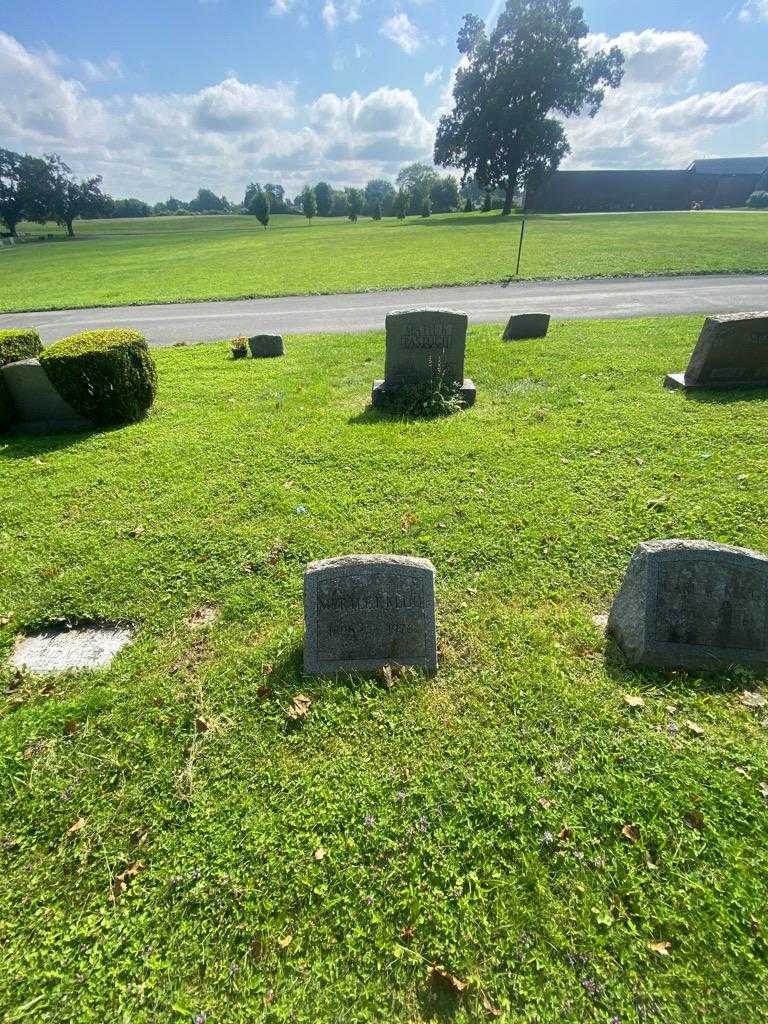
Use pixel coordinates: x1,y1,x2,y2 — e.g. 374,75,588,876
760,781,768,800
0,613,12,626
623,694,645,708
621,823,640,843
63,720,80,735
287,694,312,721
649,940,671,956
110,861,145,902
557,826,572,842
735,766,751,778
482,993,502,1017
401,512,418,534
428,965,466,994
67,816,87,835
130,525,145,538
378,665,395,689
195,716,215,734
685,720,705,737
313,847,326,861
741,690,767,710
537,797,554,809
685,809,705,830
277,934,293,949
400,926,416,941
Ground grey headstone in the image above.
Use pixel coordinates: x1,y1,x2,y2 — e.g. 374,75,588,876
665,312,768,390
372,309,475,407
248,334,284,358
1,358,92,432
304,554,437,675
502,313,550,340
608,539,768,670
10,624,135,674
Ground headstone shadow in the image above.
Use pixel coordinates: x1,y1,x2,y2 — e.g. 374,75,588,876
602,637,764,694
0,428,95,459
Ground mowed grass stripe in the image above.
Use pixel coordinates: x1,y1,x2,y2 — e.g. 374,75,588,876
2,209,767,313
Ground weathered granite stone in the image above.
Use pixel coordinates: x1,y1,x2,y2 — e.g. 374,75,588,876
372,309,475,407
1,358,92,432
304,554,437,675
608,539,768,670
248,335,284,358
502,313,550,340
10,624,135,673
665,312,768,390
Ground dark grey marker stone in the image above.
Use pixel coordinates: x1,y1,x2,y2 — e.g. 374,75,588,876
608,539,768,670
665,311,768,390
372,309,475,407
248,335,284,358
304,554,437,675
502,313,550,340
1,358,92,432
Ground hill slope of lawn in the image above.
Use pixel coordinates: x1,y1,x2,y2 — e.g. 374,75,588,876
1,317,768,1023
2,209,767,313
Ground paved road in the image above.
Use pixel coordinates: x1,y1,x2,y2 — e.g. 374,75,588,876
2,274,767,347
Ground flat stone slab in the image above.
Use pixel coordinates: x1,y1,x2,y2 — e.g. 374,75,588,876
608,539,768,670
665,311,768,390
248,334,284,358
503,313,550,340
371,378,476,408
304,554,437,675
10,624,135,674
1,358,92,431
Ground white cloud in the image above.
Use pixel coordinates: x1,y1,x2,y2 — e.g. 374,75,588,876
739,0,768,21
380,12,422,54
585,29,707,88
322,0,362,30
269,0,293,14
424,65,443,86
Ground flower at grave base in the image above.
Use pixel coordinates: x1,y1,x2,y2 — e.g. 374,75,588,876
580,978,598,997
364,814,376,828
542,830,555,846
396,790,406,801
418,815,429,833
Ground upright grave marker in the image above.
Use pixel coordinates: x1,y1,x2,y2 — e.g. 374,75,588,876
608,539,768,670
304,554,437,675
665,312,768,390
372,309,476,407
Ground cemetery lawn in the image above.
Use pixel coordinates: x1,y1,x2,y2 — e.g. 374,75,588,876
3,315,768,1024
2,209,768,313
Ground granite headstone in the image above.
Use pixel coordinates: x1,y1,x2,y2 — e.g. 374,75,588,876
304,554,437,674
248,334,284,358
665,312,768,390
1,358,92,432
372,309,475,407
608,539,768,670
502,313,550,341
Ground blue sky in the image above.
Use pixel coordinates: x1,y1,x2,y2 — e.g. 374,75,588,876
1,0,766,202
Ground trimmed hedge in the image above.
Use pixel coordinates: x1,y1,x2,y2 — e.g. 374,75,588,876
0,328,42,367
40,329,157,426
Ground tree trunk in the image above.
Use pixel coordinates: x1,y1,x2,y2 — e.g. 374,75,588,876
8,219,18,238
66,219,75,237
502,177,517,216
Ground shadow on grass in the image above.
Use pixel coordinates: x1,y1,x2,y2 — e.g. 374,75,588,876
680,386,768,405
603,638,767,694
348,403,462,426
0,428,95,459
415,983,464,1023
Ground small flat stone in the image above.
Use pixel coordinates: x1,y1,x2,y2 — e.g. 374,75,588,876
502,313,550,341
10,624,135,674
248,335,284,358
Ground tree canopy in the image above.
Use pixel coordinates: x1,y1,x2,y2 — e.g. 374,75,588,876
434,0,624,213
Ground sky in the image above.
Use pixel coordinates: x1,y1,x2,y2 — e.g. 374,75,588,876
1,0,767,204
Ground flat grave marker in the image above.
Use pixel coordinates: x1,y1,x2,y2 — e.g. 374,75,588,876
502,313,550,340
10,624,135,673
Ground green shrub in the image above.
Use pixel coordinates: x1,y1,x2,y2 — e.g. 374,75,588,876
746,191,768,209
40,329,157,426
0,328,42,367
379,377,465,418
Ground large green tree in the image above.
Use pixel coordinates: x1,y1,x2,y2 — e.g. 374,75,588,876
345,187,364,223
248,183,270,229
314,181,334,217
364,178,395,217
0,149,53,237
434,0,624,214
301,185,317,223
47,155,109,237
396,162,438,216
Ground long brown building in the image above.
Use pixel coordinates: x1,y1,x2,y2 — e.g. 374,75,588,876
527,156,768,213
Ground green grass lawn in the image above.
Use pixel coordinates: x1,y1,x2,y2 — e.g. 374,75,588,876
2,317,768,1023
2,209,767,314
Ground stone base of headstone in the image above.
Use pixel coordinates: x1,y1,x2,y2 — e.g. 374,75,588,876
503,313,550,340
663,372,687,390
371,378,476,408
608,538,768,670
304,554,437,675
248,335,284,358
664,370,767,390
1,358,92,432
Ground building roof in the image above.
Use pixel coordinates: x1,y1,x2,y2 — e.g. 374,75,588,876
688,157,768,175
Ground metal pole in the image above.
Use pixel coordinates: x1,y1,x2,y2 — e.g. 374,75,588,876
516,216,526,276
